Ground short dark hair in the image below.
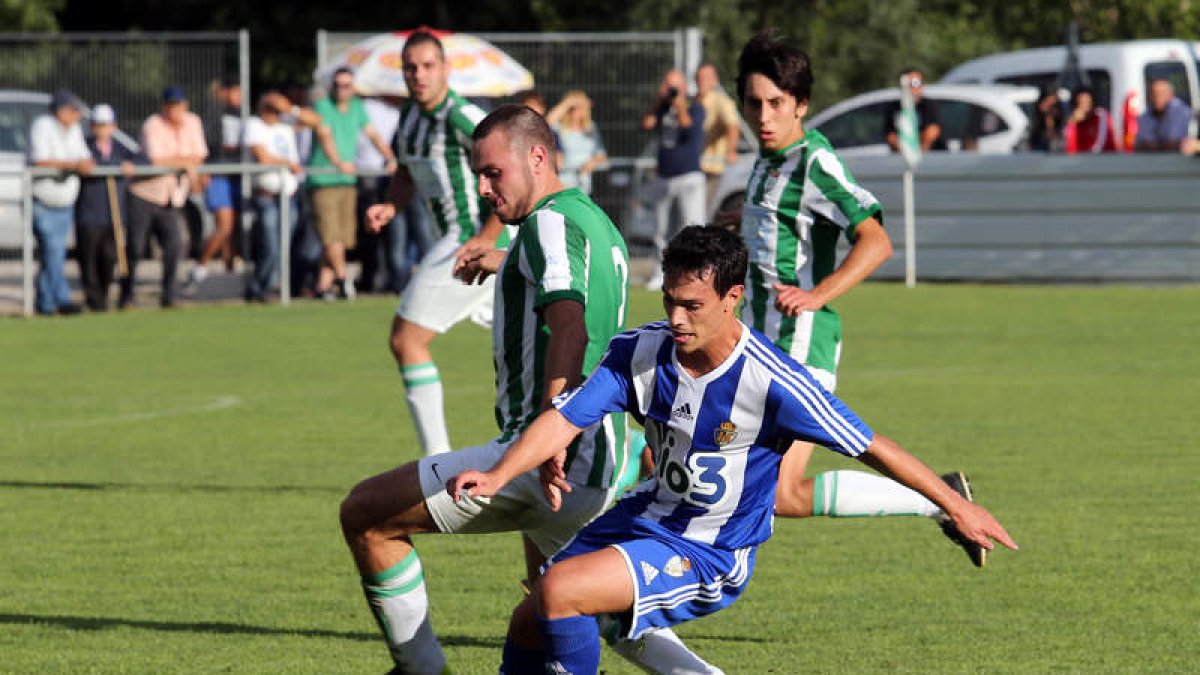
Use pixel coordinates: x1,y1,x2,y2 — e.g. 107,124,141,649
1072,85,1094,101
516,89,544,107
662,226,747,297
736,31,813,104
402,30,446,61
473,103,558,164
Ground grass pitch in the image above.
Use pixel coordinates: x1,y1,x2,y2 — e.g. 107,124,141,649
1,284,1197,673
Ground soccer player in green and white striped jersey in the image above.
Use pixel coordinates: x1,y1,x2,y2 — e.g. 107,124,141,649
343,105,636,674
366,31,509,458
726,33,982,564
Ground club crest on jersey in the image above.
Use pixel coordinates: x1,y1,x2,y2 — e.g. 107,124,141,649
714,420,738,446
663,555,692,578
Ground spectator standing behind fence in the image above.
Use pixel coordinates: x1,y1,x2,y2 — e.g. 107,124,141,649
187,76,244,291
885,68,942,153
546,90,607,195
1135,79,1192,152
305,66,397,301
1029,86,1064,152
75,104,139,312
28,90,92,316
1064,86,1116,154
641,69,706,290
696,63,741,208
241,92,311,303
121,86,207,309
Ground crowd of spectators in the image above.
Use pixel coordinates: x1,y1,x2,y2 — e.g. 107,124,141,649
26,75,435,316
1028,77,1197,155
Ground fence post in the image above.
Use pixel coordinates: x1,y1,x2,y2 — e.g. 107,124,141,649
21,169,34,317
278,168,290,306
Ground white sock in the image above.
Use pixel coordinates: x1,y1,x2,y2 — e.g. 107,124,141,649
811,470,941,518
609,625,725,675
362,550,446,673
401,362,450,456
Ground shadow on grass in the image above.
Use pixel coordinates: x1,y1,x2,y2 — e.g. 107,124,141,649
0,612,502,648
0,480,343,495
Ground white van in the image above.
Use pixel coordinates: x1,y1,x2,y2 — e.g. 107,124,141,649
940,39,1200,150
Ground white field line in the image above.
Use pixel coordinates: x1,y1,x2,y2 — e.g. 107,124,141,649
27,395,243,430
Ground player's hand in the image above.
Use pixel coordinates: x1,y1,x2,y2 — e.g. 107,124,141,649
945,501,1019,554
538,453,572,511
454,238,504,284
712,208,741,232
365,203,397,233
448,470,501,502
772,283,825,317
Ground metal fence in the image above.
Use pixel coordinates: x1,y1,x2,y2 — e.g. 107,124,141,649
316,29,703,241
0,32,249,156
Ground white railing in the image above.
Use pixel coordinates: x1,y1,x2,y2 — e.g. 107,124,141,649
2,163,392,316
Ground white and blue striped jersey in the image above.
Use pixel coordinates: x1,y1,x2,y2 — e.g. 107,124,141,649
555,320,874,550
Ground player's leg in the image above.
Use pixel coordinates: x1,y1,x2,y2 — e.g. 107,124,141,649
390,316,448,456
340,461,447,673
391,235,495,456
536,547,632,673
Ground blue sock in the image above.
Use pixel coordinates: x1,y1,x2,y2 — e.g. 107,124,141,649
539,615,600,674
500,636,544,674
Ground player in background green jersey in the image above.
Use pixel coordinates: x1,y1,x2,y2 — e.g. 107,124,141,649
366,31,508,458
716,32,985,567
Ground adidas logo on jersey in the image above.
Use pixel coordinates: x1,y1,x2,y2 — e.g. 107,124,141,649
640,561,659,585
672,402,694,420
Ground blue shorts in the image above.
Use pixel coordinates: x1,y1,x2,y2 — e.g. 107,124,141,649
545,507,757,640
204,175,242,211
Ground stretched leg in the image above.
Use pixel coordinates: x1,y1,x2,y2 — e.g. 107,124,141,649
340,463,446,673
390,316,450,456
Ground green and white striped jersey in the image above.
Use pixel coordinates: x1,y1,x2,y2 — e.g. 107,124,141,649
493,188,631,489
395,89,489,243
741,130,882,374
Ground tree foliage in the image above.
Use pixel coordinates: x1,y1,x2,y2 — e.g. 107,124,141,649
1,0,64,31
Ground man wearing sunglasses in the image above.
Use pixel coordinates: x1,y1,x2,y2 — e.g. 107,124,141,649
884,67,943,153
307,66,397,300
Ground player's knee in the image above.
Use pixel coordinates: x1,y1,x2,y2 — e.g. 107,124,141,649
508,596,543,648
536,567,580,619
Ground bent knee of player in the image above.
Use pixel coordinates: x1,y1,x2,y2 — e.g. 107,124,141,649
340,464,426,539
508,595,543,648
537,566,587,619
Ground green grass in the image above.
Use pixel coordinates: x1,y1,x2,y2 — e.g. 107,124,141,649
2,284,1198,673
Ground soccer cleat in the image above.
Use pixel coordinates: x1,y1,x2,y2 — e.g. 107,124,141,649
938,471,986,568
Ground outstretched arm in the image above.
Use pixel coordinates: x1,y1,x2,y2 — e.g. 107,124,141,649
858,434,1018,554
449,408,583,506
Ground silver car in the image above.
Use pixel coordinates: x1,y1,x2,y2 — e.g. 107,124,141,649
709,83,1037,216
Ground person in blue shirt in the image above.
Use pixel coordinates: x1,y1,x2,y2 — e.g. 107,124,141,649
450,225,1018,675
642,69,707,290
1134,79,1193,152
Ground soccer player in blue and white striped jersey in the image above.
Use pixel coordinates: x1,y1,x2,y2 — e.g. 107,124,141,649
451,226,1017,674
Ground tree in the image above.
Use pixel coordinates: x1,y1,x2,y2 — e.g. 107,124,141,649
0,0,63,31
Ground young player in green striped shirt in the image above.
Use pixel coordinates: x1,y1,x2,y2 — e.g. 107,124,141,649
343,105,634,674
726,33,983,565
366,31,509,458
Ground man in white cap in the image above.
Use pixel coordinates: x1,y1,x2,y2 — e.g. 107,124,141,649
75,104,140,311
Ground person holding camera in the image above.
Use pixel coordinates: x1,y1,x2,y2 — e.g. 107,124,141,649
640,69,706,289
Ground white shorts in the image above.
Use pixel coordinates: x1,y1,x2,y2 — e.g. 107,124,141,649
396,233,495,333
418,438,614,556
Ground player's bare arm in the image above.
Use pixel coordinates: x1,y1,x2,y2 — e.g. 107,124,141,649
859,434,1018,553
366,167,415,233
453,213,506,282
773,217,892,316
449,408,582,506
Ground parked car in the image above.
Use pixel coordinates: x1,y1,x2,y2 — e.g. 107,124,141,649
0,89,140,251
807,83,1037,157
939,39,1200,150
706,83,1037,217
